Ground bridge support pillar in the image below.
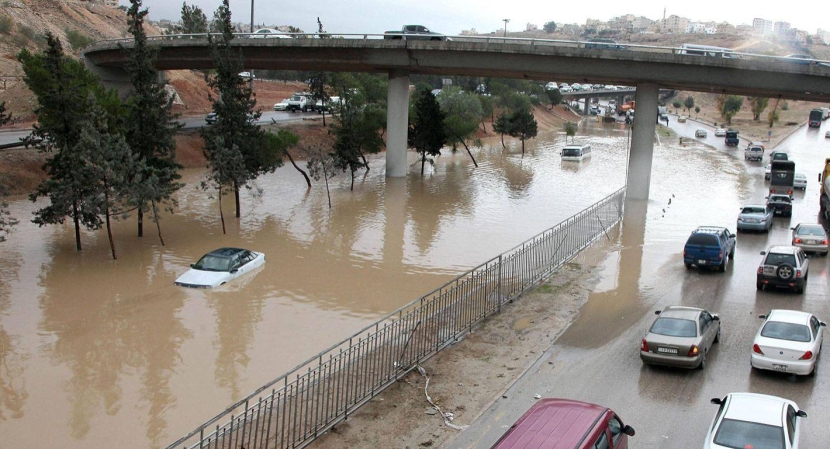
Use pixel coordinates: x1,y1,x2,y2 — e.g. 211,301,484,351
82,55,133,94
386,70,410,178
583,98,591,115
625,83,659,201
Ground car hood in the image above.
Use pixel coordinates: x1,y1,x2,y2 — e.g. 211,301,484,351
175,269,231,288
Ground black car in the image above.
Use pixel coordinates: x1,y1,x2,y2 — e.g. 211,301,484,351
767,194,793,217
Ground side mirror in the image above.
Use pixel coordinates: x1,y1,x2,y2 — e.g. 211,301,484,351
712,314,720,321
760,251,767,256
820,322,827,327
710,398,723,405
791,227,796,230
759,314,767,319
796,410,808,418
730,234,736,238
190,264,195,268
231,269,239,274
623,425,635,436
654,311,662,315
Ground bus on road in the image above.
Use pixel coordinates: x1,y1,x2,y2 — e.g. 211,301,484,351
809,109,823,128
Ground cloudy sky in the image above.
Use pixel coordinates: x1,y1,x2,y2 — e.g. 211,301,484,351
131,0,824,36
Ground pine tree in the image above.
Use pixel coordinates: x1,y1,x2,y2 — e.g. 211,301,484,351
123,0,183,244
176,2,208,35
330,99,368,190
408,88,446,175
508,108,538,156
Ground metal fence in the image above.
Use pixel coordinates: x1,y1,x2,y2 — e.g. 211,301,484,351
167,187,626,449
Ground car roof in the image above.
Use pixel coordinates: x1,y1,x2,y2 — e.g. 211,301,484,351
742,204,766,209
692,226,726,234
206,247,248,258
723,393,790,427
795,223,824,230
766,245,799,255
493,399,608,449
768,309,812,325
660,306,703,320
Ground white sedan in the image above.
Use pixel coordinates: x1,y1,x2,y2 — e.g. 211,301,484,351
249,28,288,38
274,98,290,111
793,173,807,190
751,309,824,376
714,128,727,137
175,248,266,288
705,393,806,449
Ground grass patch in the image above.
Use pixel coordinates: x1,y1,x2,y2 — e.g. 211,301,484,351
65,28,94,51
0,15,12,35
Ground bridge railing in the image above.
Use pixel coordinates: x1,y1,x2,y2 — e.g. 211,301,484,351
89,33,830,66
165,187,626,449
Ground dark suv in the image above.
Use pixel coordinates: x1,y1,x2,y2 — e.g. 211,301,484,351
683,226,737,272
767,194,793,217
757,245,809,293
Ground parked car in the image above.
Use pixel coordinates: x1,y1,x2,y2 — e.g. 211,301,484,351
678,115,687,123
791,223,829,255
273,98,290,111
767,194,793,217
705,393,806,449
714,128,727,137
248,28,287,38
770,150,789,161
640,306,720,370
175,248,266,288
744,145,764,161
737,205,774,232
559,86,573,93
757,245,809,293
751,310,824,376
604,85,617,90
683,226,736,272
490,398,634,449
825,130,830,138
571,83,582,91
764,164,772,180
794,173,807,190
205,112,218,124
238,71,255,79
695,129,707,138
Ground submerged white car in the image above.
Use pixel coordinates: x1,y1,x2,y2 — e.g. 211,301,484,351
751,309,824,376
175,248,266,288
705,393,806,449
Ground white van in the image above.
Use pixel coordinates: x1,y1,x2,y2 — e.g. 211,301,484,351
561,144,592,161
678,43,735,58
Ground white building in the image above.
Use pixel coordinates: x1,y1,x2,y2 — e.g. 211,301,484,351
526,23,538,31
774,21,791,35
661,15,690,34
752,18,773,35
818,29,830,45
686,22,717,34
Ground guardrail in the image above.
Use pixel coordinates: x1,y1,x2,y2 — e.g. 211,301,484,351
166,186,626,449
89,33,830,66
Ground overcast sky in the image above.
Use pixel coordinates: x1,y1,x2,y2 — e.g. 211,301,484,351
129,0,825,36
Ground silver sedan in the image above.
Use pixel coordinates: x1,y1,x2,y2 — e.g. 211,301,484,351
640,306,721,370
751,309,824,376
737,205,773,232
791,223,829,256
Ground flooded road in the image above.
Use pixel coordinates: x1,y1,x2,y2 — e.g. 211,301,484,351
450,116,830,449
0,122,630,448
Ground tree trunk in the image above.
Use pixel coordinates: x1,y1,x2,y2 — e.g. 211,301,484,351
285,149,311,188
500,132,505,149
234,181,240,218
322,163,332,209
361,153,370,172
137,207,144,238
105,190,117,260
151,200,165,246
350,170,355,191
452,130,478,167
521,137,525,157
322,111,326,127
219,185,226,234
72,201,82,251
480,120,487,133
421,151,426,175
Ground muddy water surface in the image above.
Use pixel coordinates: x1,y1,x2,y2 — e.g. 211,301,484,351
0,123,629,448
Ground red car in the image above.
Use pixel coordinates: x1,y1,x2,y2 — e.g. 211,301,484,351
491,398,635,449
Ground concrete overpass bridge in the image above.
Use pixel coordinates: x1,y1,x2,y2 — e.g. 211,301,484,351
82,34,830,201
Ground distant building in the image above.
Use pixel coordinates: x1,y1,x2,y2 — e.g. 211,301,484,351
460,28,478,35
660,15,690,34
818,29,830,45
526,23,538,31
687,22,717,34
774,21,791,35
752,18,773,35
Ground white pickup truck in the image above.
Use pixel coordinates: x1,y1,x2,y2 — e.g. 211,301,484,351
287,92,313,112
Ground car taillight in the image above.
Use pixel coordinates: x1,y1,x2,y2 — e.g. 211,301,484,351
794,238,802,244
796,270,802,277
800,351,813,360
688,345,699,357
823,240,829,245
753,344,764,355
718,250,723,259
757,267,764,274
641,339,649,352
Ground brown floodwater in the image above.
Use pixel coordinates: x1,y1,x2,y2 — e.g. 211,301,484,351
0,122,632,448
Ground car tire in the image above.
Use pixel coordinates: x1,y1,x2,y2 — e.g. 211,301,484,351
718,259,726,272
821,252,828,257
728,249,734,260
684,262,691,270
756,281,764,291
714,327,721,343
777,264,795,281
698,352,706,370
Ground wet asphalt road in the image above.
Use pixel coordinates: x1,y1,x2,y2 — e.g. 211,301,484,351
449,117,830,448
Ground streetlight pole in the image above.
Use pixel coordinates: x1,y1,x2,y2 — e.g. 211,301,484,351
503,18,510,37
249,0,255,90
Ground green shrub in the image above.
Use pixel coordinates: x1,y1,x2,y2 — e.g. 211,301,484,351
0,15,12,34
18,24,36,40
65,28,94,50
781,102,789,111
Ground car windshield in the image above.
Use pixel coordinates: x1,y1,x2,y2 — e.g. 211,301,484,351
193,255,232,272
769,196,790,203
713,419,784,449
562,148,582,156
763,252,796,266
650,318,697,338
742,207,766,214
761,322,812,342
686,234,718,246
796,225,825,236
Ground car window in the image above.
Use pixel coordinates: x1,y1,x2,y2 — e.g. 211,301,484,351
194,255,231,272
811,316,820,335
699,315,708,333
594,430,609,449
761,322,812,342
786,406,796,445
608,416,624,445
764,253,796,267
742,207,765,214
650,318,697,337
686,234,719,246
714,419,785,449
797,225,825,236
711,402,726,432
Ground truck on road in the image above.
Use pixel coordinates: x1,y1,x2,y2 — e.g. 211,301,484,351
820,158,830,221
809,109,823,128
287,92,313,112
769,160,795,196
725,130,740,147
383,25,448,41
616,100,635,115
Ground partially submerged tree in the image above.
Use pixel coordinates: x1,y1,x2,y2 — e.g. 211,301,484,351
437,86,482,167
721,95,743,124
564,121,577,144
408,88,446,175
123,0,183,243
508,108,538,156
493,111,510,149
0,101,16,242
478,95,494,133
307,146,337,209
19,33,120,251
750,97,770,121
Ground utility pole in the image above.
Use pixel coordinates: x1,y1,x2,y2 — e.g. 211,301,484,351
249,0,255,90
503,18,510,37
